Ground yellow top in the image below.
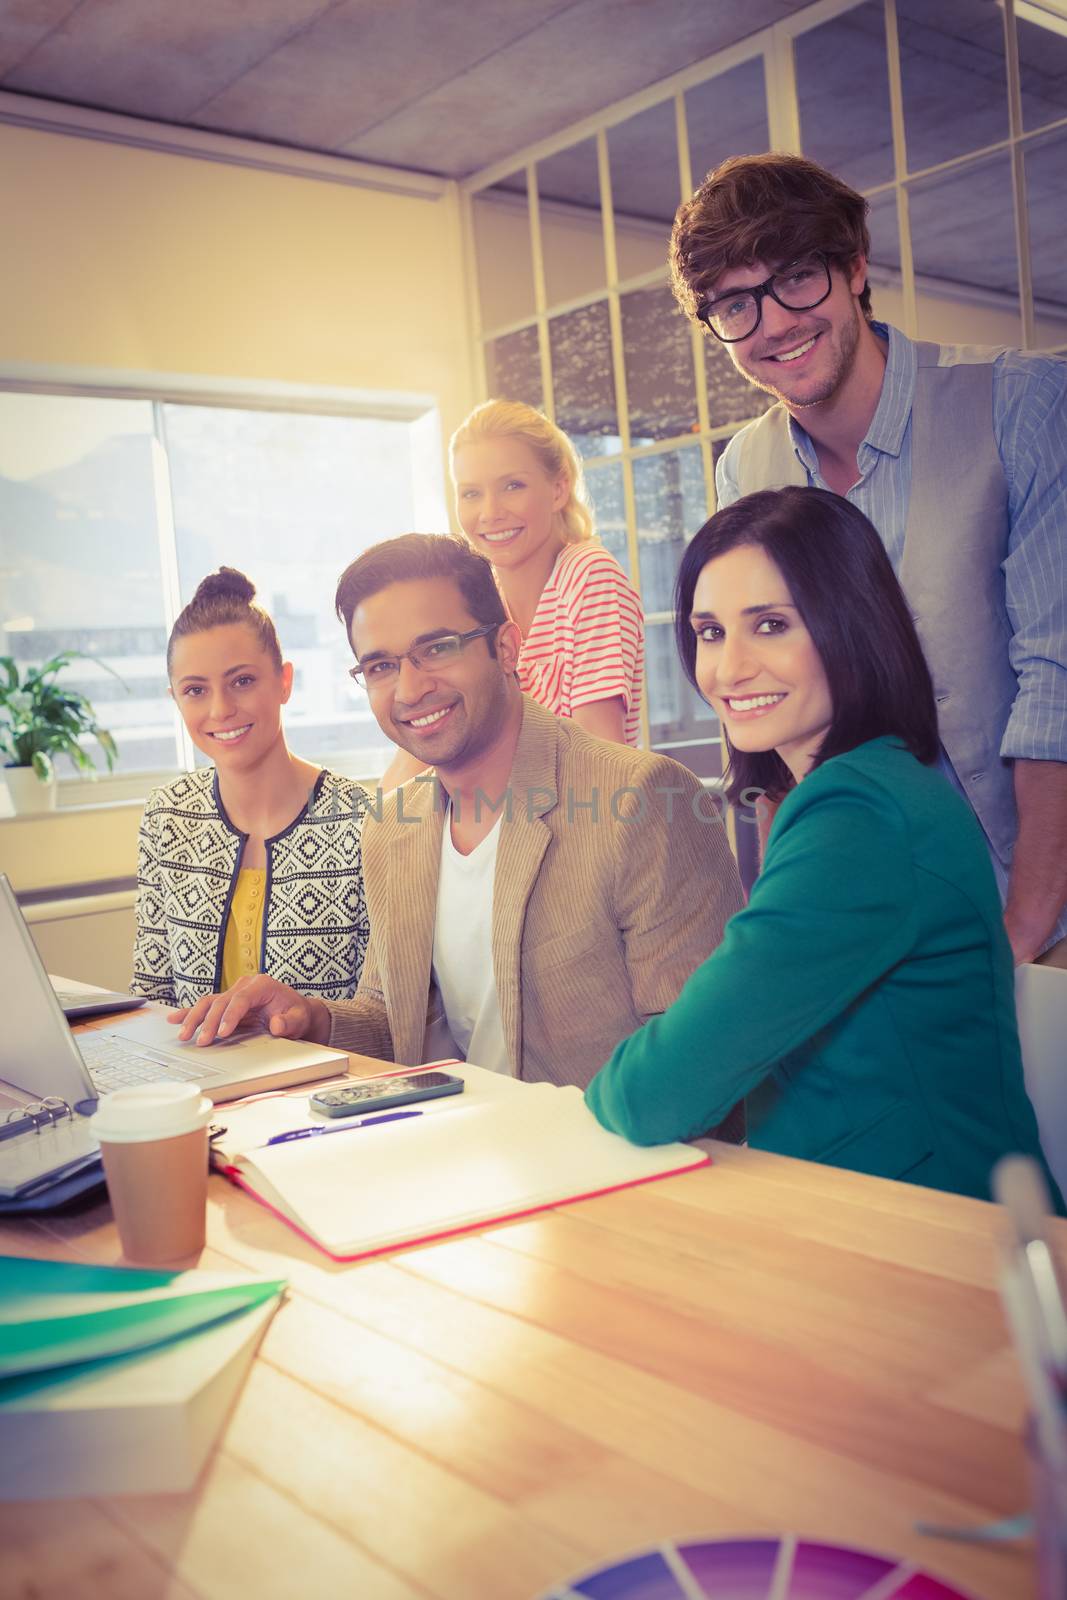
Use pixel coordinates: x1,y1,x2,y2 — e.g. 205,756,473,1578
221,868,266,991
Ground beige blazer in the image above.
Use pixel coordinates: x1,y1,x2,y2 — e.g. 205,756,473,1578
326,696,743,1087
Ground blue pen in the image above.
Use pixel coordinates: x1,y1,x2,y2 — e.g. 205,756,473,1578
265,1110,422,1147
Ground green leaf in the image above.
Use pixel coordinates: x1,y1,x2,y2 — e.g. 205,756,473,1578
0,652,123,774
95,728,119,770
31,750,54,784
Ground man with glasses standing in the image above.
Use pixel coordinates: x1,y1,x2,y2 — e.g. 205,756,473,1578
670,151,1067,967
174,533,744,1089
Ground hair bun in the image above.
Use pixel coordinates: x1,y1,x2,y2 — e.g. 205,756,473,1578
192,566,256,606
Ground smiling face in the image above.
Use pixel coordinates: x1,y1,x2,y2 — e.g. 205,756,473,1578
350,576,521,775
713,254,868,412
691,543,833,783
452,435,569,573
169,621,292,771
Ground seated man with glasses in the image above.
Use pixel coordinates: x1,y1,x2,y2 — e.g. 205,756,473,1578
171,533,744,1090
670,151,1067,969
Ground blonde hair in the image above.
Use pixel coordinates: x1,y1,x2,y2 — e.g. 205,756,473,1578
449,400,595,545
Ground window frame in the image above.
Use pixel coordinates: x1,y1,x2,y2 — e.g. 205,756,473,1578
459,0,1067,805
0,363,445,806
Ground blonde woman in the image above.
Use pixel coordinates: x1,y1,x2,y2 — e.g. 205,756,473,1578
378,402,644,790
452,400,644,744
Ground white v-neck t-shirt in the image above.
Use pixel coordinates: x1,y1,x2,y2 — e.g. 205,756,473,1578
429,810,510,1075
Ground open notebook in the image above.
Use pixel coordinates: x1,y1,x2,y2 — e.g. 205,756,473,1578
214,1072,709,1261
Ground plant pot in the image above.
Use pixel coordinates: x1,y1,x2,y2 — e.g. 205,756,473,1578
3,766,57,815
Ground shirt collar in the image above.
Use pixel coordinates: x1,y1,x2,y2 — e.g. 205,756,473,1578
787,320,915,471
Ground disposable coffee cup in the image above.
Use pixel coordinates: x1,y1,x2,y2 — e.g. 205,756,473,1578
90,1083,213,1264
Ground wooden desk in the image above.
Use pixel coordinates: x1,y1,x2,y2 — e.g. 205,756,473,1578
1,1136,1056,1600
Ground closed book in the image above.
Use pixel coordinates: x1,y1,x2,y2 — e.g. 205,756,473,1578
0,1259,286,1500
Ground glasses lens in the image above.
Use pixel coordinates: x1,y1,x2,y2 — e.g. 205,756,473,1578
772,258,830,309
414,635,462,668
354,658,400,685
707,294,757,341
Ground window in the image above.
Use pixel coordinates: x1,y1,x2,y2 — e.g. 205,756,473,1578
0,387,446,790
462,0,1067,795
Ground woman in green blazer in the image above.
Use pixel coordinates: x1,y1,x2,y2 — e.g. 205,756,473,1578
586,487,1061,1206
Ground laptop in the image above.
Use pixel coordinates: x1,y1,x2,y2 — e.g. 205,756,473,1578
51,983,147,1020
0,874,351,1109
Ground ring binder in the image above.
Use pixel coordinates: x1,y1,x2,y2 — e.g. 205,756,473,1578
0,1097,100,1201
2,1098,74,1141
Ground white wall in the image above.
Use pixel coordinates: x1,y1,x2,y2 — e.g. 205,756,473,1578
25,896,136,991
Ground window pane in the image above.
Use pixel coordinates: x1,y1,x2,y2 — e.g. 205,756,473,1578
163,405,438,776
897,0,1008,173
1017,7,1067,133
485,326,543,409
645,619,719,755
1026,130,1067,346
633,446,707,614
548,301,620,458
703,338,774,429
685,59,769,193
868,189,901,275
796,1,895,191
621,283,698,444
472,178,535,331
608,100,680,282
907,154,1021,344
0,393,176,777
867,190,904,328
537,139,604,307
584,460,629,579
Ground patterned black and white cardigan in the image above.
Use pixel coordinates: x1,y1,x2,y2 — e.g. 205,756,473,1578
131,768,371,1007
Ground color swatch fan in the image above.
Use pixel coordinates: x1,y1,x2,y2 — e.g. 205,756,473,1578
539,1536,981,1599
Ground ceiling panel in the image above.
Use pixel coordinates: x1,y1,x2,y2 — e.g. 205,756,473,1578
339,0,793,175
2,0,338,122
194,0,571,153
0,0,80,81
0,0,799,178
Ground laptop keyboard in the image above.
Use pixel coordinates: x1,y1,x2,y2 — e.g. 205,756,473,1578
78,1033,224,1090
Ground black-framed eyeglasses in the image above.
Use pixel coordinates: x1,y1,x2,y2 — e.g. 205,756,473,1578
697,255,833,343
349,623,499,687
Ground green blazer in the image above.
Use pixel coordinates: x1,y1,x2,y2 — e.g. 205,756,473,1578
586,738,1062,1206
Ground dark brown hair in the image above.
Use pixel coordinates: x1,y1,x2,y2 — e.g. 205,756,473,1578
335,533,507,653
674,488,939,806
670,152,873,326
166,567,282,676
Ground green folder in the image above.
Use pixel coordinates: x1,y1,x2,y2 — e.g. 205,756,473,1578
0,1255,287,1379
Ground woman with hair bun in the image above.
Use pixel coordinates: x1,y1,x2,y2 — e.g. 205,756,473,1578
131,567,370,1006
450,400,644,745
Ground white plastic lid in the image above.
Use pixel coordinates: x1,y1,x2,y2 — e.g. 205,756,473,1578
90,1082,213,1144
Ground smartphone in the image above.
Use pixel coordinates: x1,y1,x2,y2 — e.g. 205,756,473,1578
309,1071,465,1118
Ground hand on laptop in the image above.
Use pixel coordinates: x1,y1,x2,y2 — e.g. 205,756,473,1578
169,975,332,1048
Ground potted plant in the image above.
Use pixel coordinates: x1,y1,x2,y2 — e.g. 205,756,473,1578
0,652,121,815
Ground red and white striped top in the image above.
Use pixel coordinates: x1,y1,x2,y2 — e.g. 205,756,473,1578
517,542,644,747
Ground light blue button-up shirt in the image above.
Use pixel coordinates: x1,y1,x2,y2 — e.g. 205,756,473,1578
717,322,1067,939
